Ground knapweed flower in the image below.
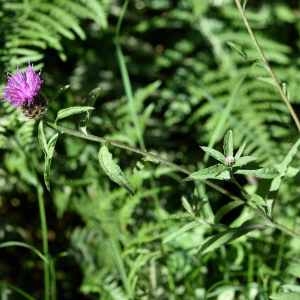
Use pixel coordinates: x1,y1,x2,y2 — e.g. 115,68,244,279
3,65,46,119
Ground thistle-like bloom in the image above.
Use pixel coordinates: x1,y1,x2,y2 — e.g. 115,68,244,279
3,65,43,107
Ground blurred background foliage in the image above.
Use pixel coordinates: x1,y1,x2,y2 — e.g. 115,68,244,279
1,0,300,299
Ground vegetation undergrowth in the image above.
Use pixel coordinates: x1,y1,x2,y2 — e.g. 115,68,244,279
1,0,300,299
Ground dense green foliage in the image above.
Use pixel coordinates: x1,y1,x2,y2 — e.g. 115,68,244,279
1,0,300,299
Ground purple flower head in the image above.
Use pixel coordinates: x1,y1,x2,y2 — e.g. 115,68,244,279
3,65,43,107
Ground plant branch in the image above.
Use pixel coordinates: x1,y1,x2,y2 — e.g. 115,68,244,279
46,122,236,199
46,122,300,238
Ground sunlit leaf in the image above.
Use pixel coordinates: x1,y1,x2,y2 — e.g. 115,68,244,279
223,130,233,158
201,146,225,163
55,106,94,122
186,164,228,181
98,145,134,194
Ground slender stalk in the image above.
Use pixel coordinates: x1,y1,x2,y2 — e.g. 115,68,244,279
47,122,189,175
115,0,145,150
37,185,51,300
234,0,300,132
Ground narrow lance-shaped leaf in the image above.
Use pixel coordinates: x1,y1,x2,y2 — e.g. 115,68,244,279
270,138,300,192
163,221,199,244
55,106,94,122
235,168,277,179
201,146,225,164
234,156,256,167
181,196,195,217
200,219,266,255
98,145,134,194
235,141,247,160
185,164,228,181
223,130,233,157
214,199,244,223
38,120,48,156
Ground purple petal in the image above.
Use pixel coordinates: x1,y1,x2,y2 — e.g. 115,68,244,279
3,65,43,107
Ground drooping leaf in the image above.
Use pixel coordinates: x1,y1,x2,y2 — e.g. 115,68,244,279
55,106,94,122
98,145,134,194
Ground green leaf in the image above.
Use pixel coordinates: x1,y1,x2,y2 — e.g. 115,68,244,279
248,194,266,211
98,145,134,194
270,293,300,300
235,168,277,179
200,219,266,255
277,138,300,174
134,80,161,112
270,139,300,192
234,156,256,167
201,146,225,163
84,0,108,28
226,41,248,59
234,141,247,160
287,263,300,278
163,221,199,243
55,106,94,122
185,164,228,181
44,133,59,191
286,166,299,177
181,196,195,216
38,120,48,156
214,200,244,223
223,130,233,157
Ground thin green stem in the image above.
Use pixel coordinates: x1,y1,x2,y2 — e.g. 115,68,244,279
47,122,189,175
0,241,47,263
115,0,145,150
234,0,300,132
116,0,129,38
37,185,51,300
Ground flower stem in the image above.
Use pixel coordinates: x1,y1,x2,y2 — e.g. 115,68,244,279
37,185,51,300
